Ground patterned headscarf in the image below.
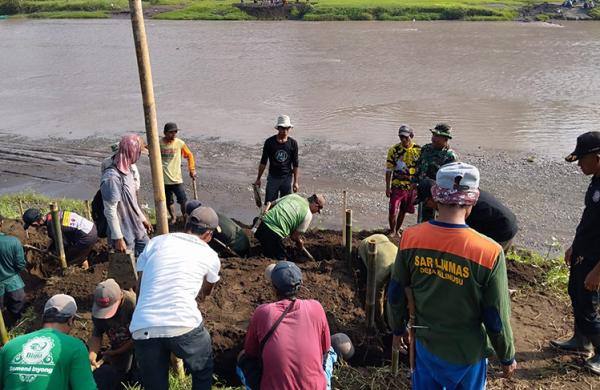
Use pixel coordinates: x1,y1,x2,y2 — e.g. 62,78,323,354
113,134,143,175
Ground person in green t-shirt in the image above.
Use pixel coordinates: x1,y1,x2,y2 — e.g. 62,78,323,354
255,194,325,261
0,215,26,328
0,294,97,390
357,234,398,331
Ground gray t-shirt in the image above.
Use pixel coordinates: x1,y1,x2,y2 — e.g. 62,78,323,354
100,166,147,245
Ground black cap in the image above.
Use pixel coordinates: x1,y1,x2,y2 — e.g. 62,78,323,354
565,132,600,162
414,179,435,205
23,208,42,230
164,122,180,133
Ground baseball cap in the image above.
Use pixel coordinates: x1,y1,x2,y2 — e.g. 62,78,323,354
432,162,480,206
430,123,453,139
271,261,302,296
565,131,600,162
92,279,123,319
331,333,355,360
398,125,413,137
187,206,221,233
185,200,203,216
414,179,435,205
23,208,42,230
43,294,80,321
164,122,180,133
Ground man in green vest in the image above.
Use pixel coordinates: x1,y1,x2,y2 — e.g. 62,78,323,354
0,214,26,328
255,193,325,261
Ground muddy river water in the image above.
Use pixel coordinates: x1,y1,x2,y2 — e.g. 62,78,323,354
1,19,600,250
1,19,600,155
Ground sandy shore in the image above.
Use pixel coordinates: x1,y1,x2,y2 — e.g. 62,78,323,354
0,135,587,253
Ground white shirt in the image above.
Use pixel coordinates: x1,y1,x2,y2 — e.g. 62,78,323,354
129,233,221,337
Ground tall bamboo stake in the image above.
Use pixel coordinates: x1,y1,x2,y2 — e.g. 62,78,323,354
344,209,352,266
391,349,399,375
0,311,9,345
129,0,168,236
49,203,68,270
366,239,377,330
341,190,347,245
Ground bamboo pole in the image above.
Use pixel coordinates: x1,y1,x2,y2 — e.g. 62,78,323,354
341,190,347,245
129,0,168,236
0,311,9,345
391,349,399,375
344,209,352,266
49,203,68,270
366,239,377,330
84,200,92,221
18,199,28,239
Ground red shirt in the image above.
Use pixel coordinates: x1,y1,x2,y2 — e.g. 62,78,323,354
244,299,331,390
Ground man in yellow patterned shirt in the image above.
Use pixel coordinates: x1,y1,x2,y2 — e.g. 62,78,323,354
160,122,197,224
385,125,421,237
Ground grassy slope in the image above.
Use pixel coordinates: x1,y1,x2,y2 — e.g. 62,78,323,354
1,0,551,20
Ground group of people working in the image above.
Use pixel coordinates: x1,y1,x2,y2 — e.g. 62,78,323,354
0,115,600,389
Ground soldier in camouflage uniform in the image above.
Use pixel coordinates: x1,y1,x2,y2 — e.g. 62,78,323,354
415,123,457,221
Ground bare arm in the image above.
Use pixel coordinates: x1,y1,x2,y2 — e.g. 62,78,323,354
385,171,392,197
87,335,102,366
292,167,299,192
254,164,267,186
199,279,216,302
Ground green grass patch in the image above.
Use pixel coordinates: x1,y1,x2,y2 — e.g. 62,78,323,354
506,245,568,293
27,10,109,17
156,1,254,20
590,7,600,19
0,192,88,220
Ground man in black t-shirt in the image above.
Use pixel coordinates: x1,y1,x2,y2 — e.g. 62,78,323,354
254,115,300,203
415,178,518,250
551,131,600,375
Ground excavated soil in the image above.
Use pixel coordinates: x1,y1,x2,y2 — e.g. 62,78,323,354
2,219,600,388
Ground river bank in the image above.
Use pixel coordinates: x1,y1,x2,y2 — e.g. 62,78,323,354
1,0,599,21
0,135,588,254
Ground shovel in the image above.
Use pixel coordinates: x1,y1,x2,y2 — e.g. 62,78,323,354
252,183,262,208
251,202,271,234
192,177,198,200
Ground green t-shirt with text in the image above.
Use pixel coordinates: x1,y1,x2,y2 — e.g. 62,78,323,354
0,328,97,390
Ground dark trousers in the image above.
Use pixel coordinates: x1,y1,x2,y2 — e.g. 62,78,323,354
65,226,98,265
134,325,213,390
255,223,288,261
568,255,600,335
93,351,134,390
0,288,26,327
265,174,292,203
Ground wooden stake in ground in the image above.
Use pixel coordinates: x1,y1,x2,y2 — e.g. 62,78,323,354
18,198,29,239
85,200,92,220
129,0,168,236
0,311,9,345
405,287,416,373
345,209,352,266
365,239,377,330
49,203,67,270
341,190,347,245
192,177,198,201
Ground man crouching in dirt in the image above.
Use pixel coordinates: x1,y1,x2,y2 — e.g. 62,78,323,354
255,193,325,261
88,279,137,390
552,131,600,374
129,206,221,390
240,261,330,389
388,162,516,388
0,215,26,328
357,234,397,331
23,208,98,269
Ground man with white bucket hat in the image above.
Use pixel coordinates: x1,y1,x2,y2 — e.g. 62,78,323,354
254,115,300,203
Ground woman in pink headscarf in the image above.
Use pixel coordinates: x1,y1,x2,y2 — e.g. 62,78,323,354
101,134,152,255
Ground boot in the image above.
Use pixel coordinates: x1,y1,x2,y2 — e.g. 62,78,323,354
585,335,600,375
550,329,593,356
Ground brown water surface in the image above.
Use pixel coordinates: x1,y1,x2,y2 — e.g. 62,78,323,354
1,20,600,156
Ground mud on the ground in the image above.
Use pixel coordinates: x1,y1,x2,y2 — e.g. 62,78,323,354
2,219,600,388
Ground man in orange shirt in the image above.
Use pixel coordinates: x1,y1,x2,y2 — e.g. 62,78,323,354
160,122,196,224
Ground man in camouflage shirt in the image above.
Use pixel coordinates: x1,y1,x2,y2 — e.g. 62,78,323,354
415,123,457,221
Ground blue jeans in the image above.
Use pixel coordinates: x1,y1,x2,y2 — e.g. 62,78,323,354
134,325,213,390
413,340,487,390
265,174,293,203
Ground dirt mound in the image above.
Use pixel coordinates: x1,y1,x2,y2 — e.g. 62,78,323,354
2,220,599,388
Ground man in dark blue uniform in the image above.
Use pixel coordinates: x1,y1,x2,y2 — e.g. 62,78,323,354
551,131,600,375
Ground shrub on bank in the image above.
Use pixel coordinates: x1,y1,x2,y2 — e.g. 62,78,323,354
0,0,22,14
